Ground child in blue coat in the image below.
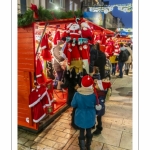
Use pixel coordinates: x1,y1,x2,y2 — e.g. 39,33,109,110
71,75,96,150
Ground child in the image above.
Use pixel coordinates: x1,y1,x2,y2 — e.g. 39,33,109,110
71,75,96,150
92,78,111,135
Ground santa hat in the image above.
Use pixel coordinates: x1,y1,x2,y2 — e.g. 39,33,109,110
81,75,94,89
97,80,111,91
53,31,60,45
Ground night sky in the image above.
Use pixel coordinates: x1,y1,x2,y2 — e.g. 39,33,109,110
104,0,132,28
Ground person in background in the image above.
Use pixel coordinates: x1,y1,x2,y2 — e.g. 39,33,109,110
109,55,118,76
71,75,96,150
124,43,133,75
92,42,106,79
117,43,126,78
60,68,80,130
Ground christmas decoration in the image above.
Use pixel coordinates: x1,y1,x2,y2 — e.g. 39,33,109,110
89,3,132,14
18,5,82,27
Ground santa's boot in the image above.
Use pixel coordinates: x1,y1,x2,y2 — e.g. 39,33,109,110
85,135,93,150
78,137,86,150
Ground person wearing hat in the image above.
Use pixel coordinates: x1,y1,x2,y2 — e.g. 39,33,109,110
92,78,111,135
71,75,97,150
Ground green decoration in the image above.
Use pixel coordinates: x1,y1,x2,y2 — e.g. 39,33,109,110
18,6,82,27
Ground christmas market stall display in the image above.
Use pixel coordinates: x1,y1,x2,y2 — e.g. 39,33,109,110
18,4,113,132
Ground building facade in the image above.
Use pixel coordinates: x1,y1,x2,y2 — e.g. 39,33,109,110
18,0,81,14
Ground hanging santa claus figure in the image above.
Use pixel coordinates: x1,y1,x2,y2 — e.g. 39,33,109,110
40,33,52,61
68,21,81,43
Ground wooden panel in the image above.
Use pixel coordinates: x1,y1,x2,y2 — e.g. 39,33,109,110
18,26,35,72
18,70,34,128
18,32,33,38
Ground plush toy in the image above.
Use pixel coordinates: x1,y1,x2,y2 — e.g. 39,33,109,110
80,21,93,43
68,23,81,41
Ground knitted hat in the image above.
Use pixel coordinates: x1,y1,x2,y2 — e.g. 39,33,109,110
81,75,94,88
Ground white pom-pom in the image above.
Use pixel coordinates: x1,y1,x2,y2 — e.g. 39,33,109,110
95,104,102,110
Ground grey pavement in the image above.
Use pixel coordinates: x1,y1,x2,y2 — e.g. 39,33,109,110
18,71,132,150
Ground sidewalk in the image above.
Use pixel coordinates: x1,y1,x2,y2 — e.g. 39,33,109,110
18,72,132,150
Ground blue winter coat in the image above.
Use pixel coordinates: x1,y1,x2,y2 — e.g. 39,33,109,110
71,88,96,129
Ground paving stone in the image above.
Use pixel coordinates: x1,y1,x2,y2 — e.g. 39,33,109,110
67,145,80,150
38,132,47,137
93,128,122,147
120,132,132,150
18,137,28,145
102,143,127,150
47,129,57,135
24,140,36,147
33,136,44,143
62,137,75,150
53,142,65,149
53,130,67,138
56,137,69,144
91,141,103,150
65,133,73,139
63,128,76,134
40,138,56,147
53,125,66,131
44,133,59,141
31,143,47,149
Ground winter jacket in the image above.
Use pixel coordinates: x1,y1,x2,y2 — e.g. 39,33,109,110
125,46,132,63
109,55,118,64
52,42,65,72
71,87,96,129
89,45,98,73
118,46,127,62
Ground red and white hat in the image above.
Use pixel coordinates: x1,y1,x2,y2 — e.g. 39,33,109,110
81,75,94,89
97,80,111,90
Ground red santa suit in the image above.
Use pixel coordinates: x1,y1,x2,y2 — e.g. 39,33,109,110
36,58,46,84
37,85,52,108
40,33,52,61
79,42,90,73
29,88,46,123
53,30,60,45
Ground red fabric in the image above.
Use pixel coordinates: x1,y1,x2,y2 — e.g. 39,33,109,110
36,59,46,84
64,43,81,65
29,89,46,123
32,101,46,123
53,31,60,45
97,80,111,91
79,43,90,62
81,28,92,42
40,34,52,61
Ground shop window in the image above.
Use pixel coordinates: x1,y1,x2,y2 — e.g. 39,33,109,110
60,0,65,8
20,0,26,14
74,3,78,11
70,0,73,10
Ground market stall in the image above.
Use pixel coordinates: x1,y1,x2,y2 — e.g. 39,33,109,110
18,14,112,132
